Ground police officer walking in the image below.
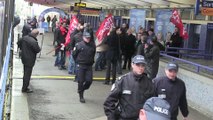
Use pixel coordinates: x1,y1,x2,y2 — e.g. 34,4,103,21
104,55,154,120
153,62,189,120
72,31,96,103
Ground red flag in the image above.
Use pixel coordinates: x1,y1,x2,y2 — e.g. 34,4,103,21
96,14,114,42
65,16,79,46
170,9,188,40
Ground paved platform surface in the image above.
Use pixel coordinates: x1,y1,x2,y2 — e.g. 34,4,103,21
11,30,213,120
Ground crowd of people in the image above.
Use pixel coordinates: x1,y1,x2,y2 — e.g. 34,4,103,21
19,15,187,120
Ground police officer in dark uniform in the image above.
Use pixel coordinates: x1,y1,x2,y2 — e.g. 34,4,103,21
72,31,96,103
104,55,154,120
153,62,189,120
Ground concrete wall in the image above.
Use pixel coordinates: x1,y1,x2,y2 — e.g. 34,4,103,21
158,61,213,119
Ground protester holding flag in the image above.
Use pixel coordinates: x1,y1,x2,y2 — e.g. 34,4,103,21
96,14,114,43
67,21,84,75
169,8,189,58
170,27,183,58
63,16,80,74
170,9,188,40
104,27,121,85
55,22,68,70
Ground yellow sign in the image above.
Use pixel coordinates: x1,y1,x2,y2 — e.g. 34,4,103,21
75,3,86,8
201,7,213,16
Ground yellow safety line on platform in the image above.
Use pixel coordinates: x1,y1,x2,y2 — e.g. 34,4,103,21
30,75,107,80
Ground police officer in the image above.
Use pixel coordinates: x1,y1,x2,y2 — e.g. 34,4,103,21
72,31,96,103
153,62,189,120
104,55,154,120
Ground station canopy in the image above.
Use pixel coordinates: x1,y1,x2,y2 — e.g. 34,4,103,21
25,0,196,11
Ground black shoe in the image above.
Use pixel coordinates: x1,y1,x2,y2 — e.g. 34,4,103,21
103,81,110,85
80,98,85,103
79,92,85,103
22,89,33,93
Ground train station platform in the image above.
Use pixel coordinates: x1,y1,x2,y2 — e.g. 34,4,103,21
10,29,213,120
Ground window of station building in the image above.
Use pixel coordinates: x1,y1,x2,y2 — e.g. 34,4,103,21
195,14,205,20
116,10,119,16
146,10,151,18
192,25,201,49
124,9,129,16
180,10,190,20
120,10,124,16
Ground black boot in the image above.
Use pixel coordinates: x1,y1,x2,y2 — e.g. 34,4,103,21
79,91,85,103
103,80,110,85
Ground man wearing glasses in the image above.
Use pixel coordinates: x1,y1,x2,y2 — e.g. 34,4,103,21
153,62,189,120
104,55,154,120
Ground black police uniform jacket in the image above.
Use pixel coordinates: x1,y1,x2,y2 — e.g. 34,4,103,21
72,40,96,66
153,76,189,120
104,72,154,120
18,34,41,67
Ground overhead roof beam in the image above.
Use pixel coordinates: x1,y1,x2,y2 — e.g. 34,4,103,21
117,0,152,7
82,0,112,7
106,0,130,7
141,0,170,6
90,0,120,7
165,0,196,5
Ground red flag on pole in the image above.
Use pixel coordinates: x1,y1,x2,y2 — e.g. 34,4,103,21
65,16,79,46
170,8,188,40
96,14,114,42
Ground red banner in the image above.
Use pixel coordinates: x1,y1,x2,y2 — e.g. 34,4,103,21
170,9,188,40
96,14,114,42
65,16,79,46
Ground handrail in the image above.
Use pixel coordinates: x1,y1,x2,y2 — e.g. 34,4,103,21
165,47,205,51
0,26,12,120
160,53,213,73
161,51,213,57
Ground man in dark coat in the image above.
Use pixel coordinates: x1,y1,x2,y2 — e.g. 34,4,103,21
123,29,136,70
67,22,84,77
18,29,41,93
170,27,183,58
144,36,160,79
104,27,121,85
